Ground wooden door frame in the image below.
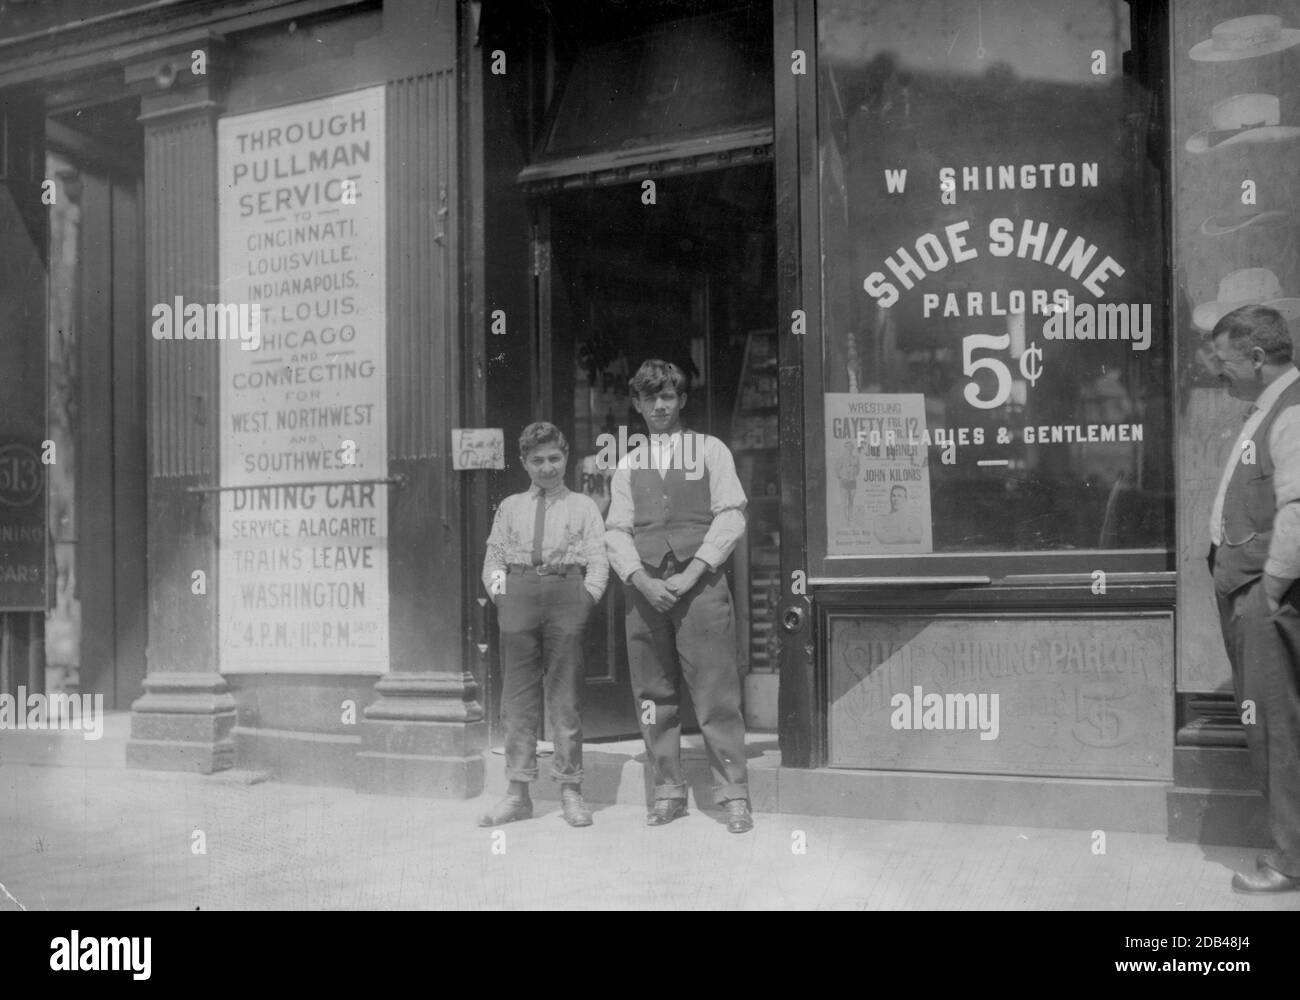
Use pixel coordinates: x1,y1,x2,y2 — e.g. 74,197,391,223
773,0,820,768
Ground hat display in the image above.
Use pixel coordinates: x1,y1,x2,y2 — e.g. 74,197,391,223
1199,208,1293,236
1185,93,1300,153
1189,13,1300,61
1193,268,1300,330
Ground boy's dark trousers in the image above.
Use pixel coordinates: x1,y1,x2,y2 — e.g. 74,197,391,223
497,567,593,784
625,553,748,804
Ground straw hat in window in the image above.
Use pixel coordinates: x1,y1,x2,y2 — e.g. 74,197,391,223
1185,94,1300,153
1192,268,1300,332
1189,14,1300,61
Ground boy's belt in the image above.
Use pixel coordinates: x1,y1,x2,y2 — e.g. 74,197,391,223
506,563,585,578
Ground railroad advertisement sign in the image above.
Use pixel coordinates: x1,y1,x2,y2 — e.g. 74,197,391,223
216,87,388,673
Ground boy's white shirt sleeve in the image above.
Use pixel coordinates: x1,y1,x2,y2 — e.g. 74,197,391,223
694,435,748,570
481,498,510,597
580,494,610,601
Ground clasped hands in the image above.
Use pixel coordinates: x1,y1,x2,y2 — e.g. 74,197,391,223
634,559,709,612
1264,571,1295,615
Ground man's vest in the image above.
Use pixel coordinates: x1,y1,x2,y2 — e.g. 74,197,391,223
1213,376,1300,597
631,432,713,567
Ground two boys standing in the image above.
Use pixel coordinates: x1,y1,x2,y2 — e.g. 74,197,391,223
479,359,753,833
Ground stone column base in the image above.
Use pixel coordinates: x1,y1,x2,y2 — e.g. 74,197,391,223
355,671,487,798
126,671,236,774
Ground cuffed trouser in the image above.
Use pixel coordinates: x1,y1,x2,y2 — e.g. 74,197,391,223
625,555,748,805
1215,576,1300,877
497,571,593,784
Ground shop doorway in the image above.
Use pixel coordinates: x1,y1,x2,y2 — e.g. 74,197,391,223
44,103,148,710
535,163,779,739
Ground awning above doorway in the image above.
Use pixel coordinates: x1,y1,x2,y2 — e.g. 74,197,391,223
517,6,773,194
517,125,773,193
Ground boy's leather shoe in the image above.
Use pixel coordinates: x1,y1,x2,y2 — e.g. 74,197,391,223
647,799,688,826
477,794,533,827
724,799,754,834
561,788,593,827
1231,866,1300,893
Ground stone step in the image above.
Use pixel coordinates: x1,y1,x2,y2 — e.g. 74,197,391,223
483,735,1169,833
770,767,1169,833
1172,744,1256,790
1167,786,1271,847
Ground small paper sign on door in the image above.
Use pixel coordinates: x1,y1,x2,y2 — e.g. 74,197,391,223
452,428,505,470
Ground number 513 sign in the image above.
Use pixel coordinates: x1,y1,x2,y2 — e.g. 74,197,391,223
0,442,46,610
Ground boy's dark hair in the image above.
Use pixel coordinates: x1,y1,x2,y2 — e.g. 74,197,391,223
629,359,688,397
1209,305,1293,365
518,421,568,457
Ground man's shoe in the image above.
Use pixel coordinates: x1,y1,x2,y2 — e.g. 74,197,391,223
724,798,754,834
477,794,533,827
560,788,593,827
1231,866,1300,893
647,799,688,826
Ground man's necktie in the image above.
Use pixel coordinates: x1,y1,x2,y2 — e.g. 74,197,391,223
531,493,546,565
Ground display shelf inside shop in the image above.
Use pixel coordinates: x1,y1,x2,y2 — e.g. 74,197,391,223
731,329,780,674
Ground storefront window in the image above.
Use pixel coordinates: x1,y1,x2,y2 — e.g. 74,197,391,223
815,0,1170,572
1170,3,1300,692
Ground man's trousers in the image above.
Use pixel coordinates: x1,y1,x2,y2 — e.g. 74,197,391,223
497,571,592,784
1215,575,1300,877
624,555,748,804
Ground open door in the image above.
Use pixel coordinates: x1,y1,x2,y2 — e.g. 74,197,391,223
537,165,777,739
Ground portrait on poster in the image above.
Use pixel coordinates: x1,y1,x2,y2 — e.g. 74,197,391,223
825,393,933,556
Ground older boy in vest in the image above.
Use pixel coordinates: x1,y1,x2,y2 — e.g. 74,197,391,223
480,422,608,828
605,360,753,832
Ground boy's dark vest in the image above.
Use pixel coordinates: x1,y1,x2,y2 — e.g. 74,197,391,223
1213,376,1300,597
631,432,712,567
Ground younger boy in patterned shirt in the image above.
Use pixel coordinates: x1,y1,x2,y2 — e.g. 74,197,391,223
479,422,608,827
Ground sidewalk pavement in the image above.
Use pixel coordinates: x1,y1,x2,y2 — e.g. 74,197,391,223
1,756,1296,910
